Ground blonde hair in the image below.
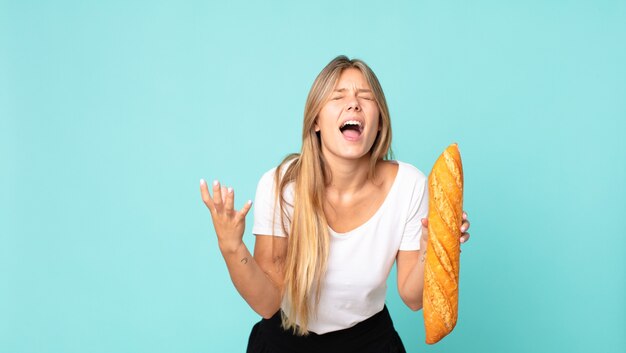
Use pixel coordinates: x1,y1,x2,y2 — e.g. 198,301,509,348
275,55,393,335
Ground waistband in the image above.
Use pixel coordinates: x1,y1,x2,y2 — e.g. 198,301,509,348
256,305,398,353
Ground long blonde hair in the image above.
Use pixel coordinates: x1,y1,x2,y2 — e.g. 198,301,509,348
275,55,393,335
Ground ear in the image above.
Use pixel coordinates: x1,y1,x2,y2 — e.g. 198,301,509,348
314,119,320,132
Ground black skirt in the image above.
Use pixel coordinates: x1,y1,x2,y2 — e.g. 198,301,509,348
246,306,406,353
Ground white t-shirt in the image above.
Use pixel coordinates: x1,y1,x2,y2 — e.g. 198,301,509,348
252,161,429,334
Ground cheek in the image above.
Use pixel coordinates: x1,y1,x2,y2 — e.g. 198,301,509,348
317,106,340,129
367,106,381,131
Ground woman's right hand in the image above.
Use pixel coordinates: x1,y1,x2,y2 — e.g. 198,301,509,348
200,179,252,254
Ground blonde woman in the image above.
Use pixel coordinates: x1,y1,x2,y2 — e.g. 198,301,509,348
200,56,471,353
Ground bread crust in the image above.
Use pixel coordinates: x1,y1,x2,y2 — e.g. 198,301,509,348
423,143,464,344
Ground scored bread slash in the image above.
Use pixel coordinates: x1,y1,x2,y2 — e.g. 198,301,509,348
423,143,464,344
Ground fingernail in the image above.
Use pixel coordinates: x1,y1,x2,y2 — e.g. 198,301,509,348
213,180,218,186
460,238,465,243
247,200,253,205
200,179,206,185
228,187,233,193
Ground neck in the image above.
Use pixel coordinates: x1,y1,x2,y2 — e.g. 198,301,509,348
323,153,371,195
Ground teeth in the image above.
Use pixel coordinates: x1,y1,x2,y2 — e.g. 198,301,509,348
341,120,362,128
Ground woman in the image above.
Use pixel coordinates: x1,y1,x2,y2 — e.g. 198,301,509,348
200,56,471,353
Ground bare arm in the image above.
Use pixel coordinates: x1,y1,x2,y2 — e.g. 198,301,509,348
396,239,428,311
200,179,285,318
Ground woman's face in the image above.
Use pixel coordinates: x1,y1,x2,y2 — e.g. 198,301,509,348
315,68,380,162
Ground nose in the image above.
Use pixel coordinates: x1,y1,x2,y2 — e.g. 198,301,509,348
346,96,361,111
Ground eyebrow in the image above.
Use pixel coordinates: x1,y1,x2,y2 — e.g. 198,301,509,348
333,88,373,93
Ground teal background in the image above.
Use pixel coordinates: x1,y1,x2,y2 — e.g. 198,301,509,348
1,0,625,352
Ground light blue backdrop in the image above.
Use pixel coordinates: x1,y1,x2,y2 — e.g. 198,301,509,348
1,1,624,352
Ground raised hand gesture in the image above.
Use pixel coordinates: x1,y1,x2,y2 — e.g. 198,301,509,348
200,179,252,254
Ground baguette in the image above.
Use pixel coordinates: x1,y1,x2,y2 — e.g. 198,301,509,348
423,143,464,344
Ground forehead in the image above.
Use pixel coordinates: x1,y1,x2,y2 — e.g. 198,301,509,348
334,68,370,89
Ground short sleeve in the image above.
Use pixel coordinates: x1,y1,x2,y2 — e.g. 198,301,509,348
399,170,429,251
252,168,290,237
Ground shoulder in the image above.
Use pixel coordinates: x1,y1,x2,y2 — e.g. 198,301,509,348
254,168,277,196
258,166,278,186
256,158,297,195
258,155,297,182
392,160,427,185
392,161,429,218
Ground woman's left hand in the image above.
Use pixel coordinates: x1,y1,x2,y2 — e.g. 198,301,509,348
459,211,470,244
420,211,471,246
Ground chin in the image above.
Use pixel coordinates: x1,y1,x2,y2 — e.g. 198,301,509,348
321,139,376,161
337,149,373,161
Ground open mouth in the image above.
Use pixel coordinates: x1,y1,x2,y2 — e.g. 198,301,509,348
339,120,363,140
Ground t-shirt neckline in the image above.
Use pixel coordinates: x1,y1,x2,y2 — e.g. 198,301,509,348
328,161,404,237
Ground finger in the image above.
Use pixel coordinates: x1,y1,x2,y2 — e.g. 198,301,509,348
460,220,470,233
200,179,214,210
224,187,235,211
221,186,228,205
213,180,223,209
421,218,429,228
460,232,470,244
238,199,253,218
463,211,468,220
